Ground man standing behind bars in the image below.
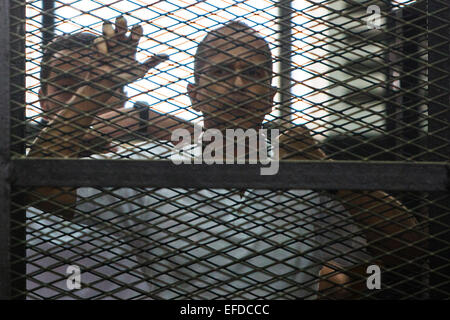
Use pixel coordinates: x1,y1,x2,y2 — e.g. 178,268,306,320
26,17,171,299
28,17,424,299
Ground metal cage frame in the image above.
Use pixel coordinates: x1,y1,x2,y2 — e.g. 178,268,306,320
1,0,449,299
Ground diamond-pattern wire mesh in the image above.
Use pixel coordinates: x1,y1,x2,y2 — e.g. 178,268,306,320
5,0,449,299
19,186,431,299
17,0,433,161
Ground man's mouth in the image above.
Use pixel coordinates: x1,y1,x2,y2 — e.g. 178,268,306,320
226,94,254,105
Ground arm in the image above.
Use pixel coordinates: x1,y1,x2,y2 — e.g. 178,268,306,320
27,84,111,218
78,107,197,155
27,18,168,219
279,126,426,267
332,190,424,267
88,106,197,142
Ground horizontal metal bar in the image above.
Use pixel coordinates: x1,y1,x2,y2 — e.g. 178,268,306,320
11,159,450,191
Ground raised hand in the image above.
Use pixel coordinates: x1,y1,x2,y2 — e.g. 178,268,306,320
90,16,168,86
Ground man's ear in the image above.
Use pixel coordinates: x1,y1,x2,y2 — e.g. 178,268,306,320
263,86,277,115
187,83,200,112
38,88,49,116
270,86,277,101
38,88,44,102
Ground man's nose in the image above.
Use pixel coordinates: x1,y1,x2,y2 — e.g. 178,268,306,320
232,74,246,87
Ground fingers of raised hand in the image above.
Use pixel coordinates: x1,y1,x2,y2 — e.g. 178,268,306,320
102,21,115,38
93,21,116,55
115,16,128,41
101,17,138,52
92,18,167,84
129,25,143,50
102,21,115,49
94,18,133,64
108,54,167,83
109,16,143,46
144,54,169,69
94,36,108,55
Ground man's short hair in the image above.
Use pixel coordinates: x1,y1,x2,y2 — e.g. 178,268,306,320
40,32,96,94
193,21,273,84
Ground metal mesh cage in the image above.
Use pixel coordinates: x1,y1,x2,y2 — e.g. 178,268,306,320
1,0,449,300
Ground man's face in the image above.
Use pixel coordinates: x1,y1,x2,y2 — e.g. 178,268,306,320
188,31,275,130
40,48,123,120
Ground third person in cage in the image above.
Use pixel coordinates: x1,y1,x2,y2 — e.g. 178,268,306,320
27,17,425,299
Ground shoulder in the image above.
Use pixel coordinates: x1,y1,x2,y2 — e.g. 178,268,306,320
277,125,326,160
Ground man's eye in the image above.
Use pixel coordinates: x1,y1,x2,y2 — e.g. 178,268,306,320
59,83,73,90
244,68,264,78
212,68,227,77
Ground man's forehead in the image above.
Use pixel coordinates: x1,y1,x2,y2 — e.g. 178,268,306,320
201,55,269,70
202,37,270,66
203,28,269,57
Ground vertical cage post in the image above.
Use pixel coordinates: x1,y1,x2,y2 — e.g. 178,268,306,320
386,3,430,299
277,0,293,124
10,0,26,299
400,12,423,159
42,0,55,48
386,2,427,161
385,4,397,141
0,0,11,300
428,0,450,299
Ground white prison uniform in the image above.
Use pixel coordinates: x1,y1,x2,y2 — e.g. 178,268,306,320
26,208,150,299
25,140,173,299
72,140,369,299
